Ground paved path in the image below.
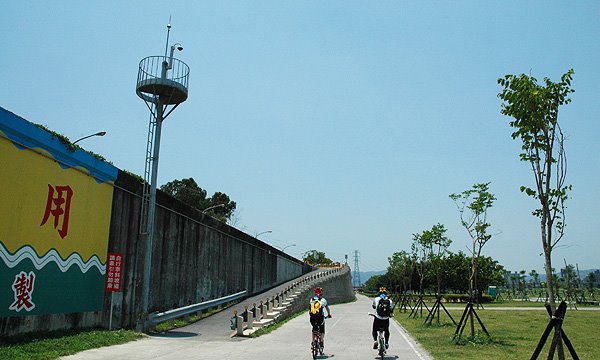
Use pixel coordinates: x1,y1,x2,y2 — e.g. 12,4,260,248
61,294,432,360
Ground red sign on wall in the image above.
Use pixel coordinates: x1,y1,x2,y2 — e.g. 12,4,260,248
105,253,123,292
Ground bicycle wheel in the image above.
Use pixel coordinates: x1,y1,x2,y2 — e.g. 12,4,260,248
378,336,386,359
312,340,318,359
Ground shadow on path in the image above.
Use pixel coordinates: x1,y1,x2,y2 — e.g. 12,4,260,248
149,331,199,338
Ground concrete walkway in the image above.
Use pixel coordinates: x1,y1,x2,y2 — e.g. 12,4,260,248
61,294,432,360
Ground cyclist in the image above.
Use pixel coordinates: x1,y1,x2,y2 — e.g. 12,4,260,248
309,287,331,349
372,287,393,350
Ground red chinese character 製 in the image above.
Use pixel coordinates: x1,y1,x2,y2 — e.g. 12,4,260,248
9,271,36,312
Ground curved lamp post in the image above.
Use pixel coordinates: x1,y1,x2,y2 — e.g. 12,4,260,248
255,230,272,239
202,204,226,214
73,131,106,145
281,244,296,252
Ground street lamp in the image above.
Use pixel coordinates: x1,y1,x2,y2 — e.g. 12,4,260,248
281,244,296,252
202,204,226,214
73,131,106,145
255,230,272,238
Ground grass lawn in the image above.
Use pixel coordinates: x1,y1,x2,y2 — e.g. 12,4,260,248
0,300,238,360
0,329,143,360
395,305,599,359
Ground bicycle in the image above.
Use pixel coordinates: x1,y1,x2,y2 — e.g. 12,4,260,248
310,314,331,359
311,330,324,359
369,313,387,359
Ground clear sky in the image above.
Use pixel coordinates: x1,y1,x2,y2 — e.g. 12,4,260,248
2,2,598,274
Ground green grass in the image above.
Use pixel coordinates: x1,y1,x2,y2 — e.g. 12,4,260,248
152,315,201,333
0,328,143,360
482,300,548,308
420,299,600,309
395,306,600,359
443,300,546,308
0,302,238,359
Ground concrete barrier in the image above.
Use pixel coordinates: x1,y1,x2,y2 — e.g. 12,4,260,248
149,290,247,328
233,265,354,337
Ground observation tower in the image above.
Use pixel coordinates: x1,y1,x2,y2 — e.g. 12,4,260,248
136,22,189,331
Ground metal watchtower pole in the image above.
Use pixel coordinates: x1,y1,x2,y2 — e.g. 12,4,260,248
135,22,190,331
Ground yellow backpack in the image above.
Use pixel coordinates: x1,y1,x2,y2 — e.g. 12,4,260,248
310,298,322,316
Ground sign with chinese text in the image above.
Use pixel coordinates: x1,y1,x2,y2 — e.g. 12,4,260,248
105,253,123,292
0,107,118,316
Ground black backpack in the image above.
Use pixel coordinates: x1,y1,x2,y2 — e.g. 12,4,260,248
376,298,391,317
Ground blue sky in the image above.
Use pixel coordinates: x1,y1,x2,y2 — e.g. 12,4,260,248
2,1,598,274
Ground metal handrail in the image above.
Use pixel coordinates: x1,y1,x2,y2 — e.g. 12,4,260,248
137,56,190,88
149,290,247,326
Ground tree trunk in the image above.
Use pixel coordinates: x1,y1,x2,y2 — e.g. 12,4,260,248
542,222,556,312
469,311,475,337
542,220,565,360
470,242,476,301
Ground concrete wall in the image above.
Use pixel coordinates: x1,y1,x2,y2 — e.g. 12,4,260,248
109,171,314,327
284,266,355,317
315,266,355,305
1,167,313,336
233,265,355,336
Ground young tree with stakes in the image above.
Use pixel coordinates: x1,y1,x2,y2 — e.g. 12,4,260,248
449,182,496,340
409,231,430,318
498,69,576,360
423,224,455,325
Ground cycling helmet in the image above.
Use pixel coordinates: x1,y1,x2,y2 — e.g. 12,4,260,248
315,287,322,296
378,287,387,294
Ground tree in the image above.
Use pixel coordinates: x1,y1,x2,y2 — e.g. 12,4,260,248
530,270,540,289
161,178,208,208
384,249,505,295
302,250,333,266
498,69,574,313
206,191,237,223
435,251,504,294
421,224,453,325
387,250,414,292
450,183,495,340
160,177,236,222
475,256,505,291
561,262,578,293
364,274,390,293
440,251,471,293
450,182,496,301
584,271,599,292
428,224,452,295
509,273,519,295
411,230,430,295
518,270,527,295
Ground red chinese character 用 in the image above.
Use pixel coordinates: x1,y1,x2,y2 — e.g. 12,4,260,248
40,184,73,238
9,271,36,312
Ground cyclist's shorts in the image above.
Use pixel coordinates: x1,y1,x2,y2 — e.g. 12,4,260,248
310,316,325,333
